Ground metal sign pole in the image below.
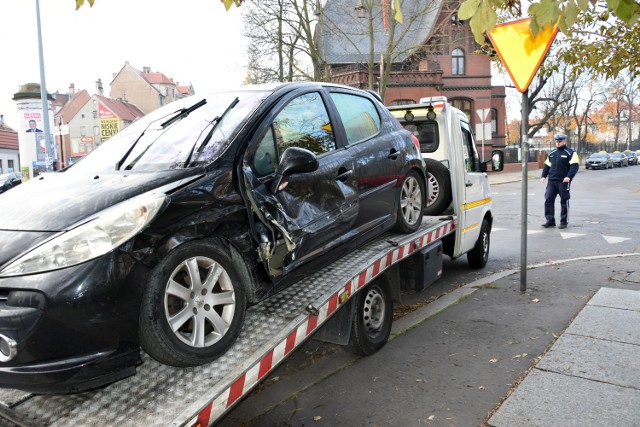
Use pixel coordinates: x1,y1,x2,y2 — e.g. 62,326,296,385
520,89,529,292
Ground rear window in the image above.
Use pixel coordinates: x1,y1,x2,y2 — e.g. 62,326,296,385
402,121,439,153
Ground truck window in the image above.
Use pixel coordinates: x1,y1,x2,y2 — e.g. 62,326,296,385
404,121,439,153
460,123,477,172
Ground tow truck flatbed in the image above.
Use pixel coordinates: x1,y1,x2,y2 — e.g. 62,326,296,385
0,217,454,427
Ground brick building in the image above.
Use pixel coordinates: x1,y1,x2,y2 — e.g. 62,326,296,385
318,0,506,153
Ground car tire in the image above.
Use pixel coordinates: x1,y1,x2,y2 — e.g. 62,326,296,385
467,219,491,268
423,159,452,216
139,237,248,367
392,169,425,233
345,277,393,356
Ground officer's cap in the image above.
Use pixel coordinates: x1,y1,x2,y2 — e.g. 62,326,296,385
554,134,567,141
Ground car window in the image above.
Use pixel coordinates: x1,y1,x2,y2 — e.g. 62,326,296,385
329,92,380,145
252,92,336,177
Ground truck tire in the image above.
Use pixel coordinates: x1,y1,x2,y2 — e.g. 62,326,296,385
345,278,393,356
467,219,490,268
139,237,248,367
424,159,452,216
393,170,425,233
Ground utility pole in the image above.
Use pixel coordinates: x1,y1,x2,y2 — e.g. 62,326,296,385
35,0,55,172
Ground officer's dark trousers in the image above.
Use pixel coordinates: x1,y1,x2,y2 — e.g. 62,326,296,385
544,180,570,225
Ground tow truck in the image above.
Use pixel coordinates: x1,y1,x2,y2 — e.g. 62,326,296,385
0,97,502,426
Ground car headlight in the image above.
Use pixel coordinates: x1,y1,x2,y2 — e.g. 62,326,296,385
0,193,166,277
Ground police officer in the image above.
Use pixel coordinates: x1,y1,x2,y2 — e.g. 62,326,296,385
540,134,580,229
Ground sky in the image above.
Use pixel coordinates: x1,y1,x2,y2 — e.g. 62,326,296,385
0,0,247,130
0,0,521,131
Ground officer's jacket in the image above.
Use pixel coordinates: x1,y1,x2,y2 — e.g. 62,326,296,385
541,146,580,181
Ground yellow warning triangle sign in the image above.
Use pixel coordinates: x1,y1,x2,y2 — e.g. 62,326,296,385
488,18,559,93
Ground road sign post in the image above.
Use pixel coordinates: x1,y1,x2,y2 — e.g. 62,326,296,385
488,18,559,293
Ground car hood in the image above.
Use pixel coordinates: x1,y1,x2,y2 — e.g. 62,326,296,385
0,169,204,232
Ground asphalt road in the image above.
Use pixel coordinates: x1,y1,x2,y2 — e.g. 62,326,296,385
219,164,640,426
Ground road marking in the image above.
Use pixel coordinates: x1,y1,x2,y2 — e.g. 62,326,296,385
560,232,584,239
527,230,544,235
492,227,507,232
602,235,631,244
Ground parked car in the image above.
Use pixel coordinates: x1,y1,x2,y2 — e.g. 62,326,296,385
0,82,426,393
611,152,629,167
585,153,613,170
0,172,22,193
623,151,638,165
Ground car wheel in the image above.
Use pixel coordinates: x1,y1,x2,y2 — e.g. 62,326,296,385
345,277,393,356
393,170,425,233
139,237,248,367
423,159,452,216
467,219,490,268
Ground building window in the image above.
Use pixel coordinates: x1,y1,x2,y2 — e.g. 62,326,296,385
452,48,465,75
391,99,416,106
8,160,14,172
0,159,3,173
450,98,472,122
80,126,87,137
491,108,498,135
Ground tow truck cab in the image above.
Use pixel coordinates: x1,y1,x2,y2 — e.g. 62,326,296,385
388,96,504,263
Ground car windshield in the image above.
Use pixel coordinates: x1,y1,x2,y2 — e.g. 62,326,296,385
589,154,607,159
611,154,623,158
67,90,268,174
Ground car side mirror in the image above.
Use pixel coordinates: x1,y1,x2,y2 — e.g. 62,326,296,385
490,150,504,172
271,147,319,193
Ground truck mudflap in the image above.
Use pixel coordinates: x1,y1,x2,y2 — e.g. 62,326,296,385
0,218,454,427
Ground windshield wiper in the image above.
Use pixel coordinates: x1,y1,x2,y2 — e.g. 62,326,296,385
115,99,207,170
183,97,239,167
160,99,207,129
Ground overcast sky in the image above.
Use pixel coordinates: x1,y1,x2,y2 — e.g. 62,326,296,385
0,0,247,129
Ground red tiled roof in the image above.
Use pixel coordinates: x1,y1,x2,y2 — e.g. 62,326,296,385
56,90,91,124
95,95,145,122
143,72,175,86
0,126,19,150
177,85,190,95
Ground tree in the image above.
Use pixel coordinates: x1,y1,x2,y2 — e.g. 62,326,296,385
319,0,452,99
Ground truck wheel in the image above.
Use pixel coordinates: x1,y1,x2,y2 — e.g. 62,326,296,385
424,159,452,216
467,219,490,268
139,238,248,367
345,278,393,356
393,170,425,233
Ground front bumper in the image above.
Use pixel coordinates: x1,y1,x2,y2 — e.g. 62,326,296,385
0,253,146,393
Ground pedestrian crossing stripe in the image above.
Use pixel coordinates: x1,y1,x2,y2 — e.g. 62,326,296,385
527,230,544,235
602,235,631,244
560,232,583,239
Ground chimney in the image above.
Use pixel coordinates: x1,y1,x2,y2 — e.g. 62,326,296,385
0,114,4,126
96,78,104,96
143,66,151,73
69,83,75,95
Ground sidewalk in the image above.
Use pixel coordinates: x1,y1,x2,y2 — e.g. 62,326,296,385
221,254,640,426
488,284,640,426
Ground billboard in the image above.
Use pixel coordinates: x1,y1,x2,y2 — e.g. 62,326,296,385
99,103,120,140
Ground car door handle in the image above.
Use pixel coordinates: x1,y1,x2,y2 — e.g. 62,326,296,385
336,169,353,182
388,148,399,160
465,180,473,187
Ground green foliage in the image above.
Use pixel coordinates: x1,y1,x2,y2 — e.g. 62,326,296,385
75,0,94,9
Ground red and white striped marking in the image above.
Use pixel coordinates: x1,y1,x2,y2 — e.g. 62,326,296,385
188,221,454,427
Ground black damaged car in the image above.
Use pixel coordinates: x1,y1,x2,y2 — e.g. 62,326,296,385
0,82,426,393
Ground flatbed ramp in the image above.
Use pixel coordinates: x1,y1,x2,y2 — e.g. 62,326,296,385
0,218,454,427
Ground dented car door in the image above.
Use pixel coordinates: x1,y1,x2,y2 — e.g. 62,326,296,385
243,91,358,277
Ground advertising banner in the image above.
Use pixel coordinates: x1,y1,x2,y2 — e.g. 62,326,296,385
99,103,119,140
